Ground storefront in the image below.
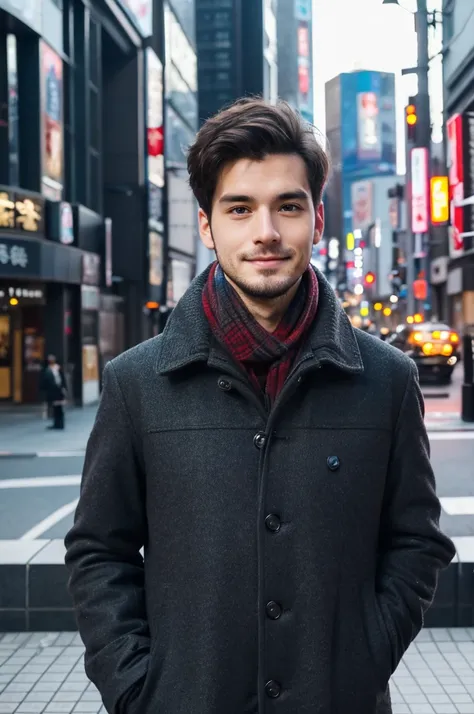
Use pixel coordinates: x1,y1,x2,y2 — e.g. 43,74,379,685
0,185,108,404
0,282,46,401
0,188,46,401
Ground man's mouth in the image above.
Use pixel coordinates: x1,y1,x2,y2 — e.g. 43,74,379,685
248,256,290,263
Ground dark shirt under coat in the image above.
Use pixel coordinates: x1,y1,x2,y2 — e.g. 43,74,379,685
64,266,455,714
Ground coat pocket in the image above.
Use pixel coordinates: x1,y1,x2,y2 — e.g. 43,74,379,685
358,584,394,692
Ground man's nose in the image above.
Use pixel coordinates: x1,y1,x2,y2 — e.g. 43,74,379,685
253,208,280,243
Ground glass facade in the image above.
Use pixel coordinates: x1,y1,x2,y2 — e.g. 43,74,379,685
196,0,237,122
164,1,197,165
168,0,196,47
263,0,278,104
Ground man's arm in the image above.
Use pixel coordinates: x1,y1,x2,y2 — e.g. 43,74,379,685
65,360,150,713
376,359,456,671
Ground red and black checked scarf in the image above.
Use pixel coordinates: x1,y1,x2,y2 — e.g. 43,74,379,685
202,261,319,404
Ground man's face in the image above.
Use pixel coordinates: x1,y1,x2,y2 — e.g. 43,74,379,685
198,153,324,300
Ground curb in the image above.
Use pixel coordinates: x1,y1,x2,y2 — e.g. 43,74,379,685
0,536,474,632
0,538,472,632
0,450,86,459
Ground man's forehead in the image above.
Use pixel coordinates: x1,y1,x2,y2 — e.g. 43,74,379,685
215,155,311,201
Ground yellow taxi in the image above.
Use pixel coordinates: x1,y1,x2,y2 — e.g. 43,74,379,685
387,322,460,384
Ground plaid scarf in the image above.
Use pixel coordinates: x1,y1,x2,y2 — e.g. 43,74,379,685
202,261,319,404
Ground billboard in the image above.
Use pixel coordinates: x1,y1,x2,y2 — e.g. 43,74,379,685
351,180,373,230
411,148,429,233
341,71,396,179
446,114,464,257
296,9,313,124
40,41,63,200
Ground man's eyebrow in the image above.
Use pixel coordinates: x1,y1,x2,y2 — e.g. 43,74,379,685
277,190,309,201
218,194,253,204
218,189,309,204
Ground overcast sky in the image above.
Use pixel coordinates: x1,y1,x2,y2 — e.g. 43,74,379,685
312,0,428,172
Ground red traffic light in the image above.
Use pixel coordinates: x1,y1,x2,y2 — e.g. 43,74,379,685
364,272,376,286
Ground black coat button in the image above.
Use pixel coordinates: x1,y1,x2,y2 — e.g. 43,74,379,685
266,601,282,620
218,378,232,391
265,514,281,532
327,455,340,471
253,432,266,449
265,680,281,698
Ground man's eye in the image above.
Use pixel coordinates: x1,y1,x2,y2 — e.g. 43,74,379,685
230,206,249,215
281,204,301,212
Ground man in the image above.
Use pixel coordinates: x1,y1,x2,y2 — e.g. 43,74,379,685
65,98,455,714
41,354,67,429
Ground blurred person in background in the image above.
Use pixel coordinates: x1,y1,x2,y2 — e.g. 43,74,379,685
41,354,67,429
65,98,455,714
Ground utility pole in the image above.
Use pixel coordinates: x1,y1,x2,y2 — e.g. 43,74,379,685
415,0,432,319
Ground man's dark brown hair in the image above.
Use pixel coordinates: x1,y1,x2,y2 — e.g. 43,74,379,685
187,97,330,217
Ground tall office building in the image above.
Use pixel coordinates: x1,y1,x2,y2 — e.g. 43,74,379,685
277,0,313,124
196,0,277,124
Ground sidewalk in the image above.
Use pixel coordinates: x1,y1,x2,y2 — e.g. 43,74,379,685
0,407,97,457
0,629,473,713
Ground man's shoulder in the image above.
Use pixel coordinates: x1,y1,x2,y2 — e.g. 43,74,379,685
354,327,414,381
108,335,163,381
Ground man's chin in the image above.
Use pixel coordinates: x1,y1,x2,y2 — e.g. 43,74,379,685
235,276,298,301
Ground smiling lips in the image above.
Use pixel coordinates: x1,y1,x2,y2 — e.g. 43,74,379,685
247,256,290,266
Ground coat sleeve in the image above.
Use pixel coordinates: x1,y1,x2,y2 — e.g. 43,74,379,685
377,359,456,669
64,360,150,714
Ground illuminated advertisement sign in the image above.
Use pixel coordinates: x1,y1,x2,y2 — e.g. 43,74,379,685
411,147,429,234
447,113,464,257
430,176,449,224
40,41,63,200
357,92,381,161
296,14,313,124
146,48,164,188
340,71,396,179
351,180,373,230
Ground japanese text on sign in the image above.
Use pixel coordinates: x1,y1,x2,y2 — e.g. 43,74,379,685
0,243,28,268
0,190,44,233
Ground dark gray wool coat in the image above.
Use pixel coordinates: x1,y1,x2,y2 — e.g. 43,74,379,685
65,265,456,714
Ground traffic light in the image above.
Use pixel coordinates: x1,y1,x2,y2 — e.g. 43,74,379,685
405,100,417,142
364,271,376,286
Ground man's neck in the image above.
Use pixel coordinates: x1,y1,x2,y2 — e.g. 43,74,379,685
226,276,301,333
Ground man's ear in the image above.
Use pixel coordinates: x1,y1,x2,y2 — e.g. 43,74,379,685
313,202,324,246
198,208,214,250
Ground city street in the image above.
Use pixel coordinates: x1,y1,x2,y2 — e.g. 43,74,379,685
0,367,473,541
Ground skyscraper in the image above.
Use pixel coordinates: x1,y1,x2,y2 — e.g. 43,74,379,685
277,0,313,124
196,0,277,125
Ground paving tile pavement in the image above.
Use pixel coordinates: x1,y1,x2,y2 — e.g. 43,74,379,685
0,629,473,713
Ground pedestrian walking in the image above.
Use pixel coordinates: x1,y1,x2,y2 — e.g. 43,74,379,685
65,98,455,714
41,354,67,429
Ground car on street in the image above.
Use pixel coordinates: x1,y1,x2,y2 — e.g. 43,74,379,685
386,322,460,384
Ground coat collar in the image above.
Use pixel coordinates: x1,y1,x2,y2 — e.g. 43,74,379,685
156,264,364,376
